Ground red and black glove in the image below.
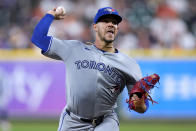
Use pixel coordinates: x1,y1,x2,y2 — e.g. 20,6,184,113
127,74,160,111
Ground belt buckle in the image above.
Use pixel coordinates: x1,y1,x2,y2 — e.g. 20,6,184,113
92,119,97,126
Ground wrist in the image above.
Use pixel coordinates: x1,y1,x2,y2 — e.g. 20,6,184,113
47,10,55,16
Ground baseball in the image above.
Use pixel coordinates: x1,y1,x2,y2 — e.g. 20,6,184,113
56,6,66,15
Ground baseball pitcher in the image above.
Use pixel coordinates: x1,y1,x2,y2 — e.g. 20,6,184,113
31,6,160,131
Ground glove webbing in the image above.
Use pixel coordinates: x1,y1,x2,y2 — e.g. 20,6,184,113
140,77,159,93
139,78,159,104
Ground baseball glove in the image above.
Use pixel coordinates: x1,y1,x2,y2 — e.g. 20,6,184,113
126,73,160,111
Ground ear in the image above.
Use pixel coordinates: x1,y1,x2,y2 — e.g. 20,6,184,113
93,23,98,32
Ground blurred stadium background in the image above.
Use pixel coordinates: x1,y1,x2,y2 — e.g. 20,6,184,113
0,0,196,131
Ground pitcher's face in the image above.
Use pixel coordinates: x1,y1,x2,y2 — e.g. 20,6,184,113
94,17,119,44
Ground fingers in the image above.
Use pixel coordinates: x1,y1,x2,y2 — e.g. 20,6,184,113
47,7,66,20
131,94,139,101
55,15,66,20
47,9,55,15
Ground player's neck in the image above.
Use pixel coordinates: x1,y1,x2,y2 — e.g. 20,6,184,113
94,40,115,53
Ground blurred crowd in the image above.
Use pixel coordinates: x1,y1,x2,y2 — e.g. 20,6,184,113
0,0,196,50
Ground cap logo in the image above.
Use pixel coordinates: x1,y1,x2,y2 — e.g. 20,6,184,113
94,7,122,24
105,8,115,13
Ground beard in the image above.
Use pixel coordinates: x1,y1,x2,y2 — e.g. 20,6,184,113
98,30,115,44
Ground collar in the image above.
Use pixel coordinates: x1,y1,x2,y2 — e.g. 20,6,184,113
93,45,118,53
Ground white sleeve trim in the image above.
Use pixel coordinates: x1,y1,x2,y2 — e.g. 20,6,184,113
45,36,53,52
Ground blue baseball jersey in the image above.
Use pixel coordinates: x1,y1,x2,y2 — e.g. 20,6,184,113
43,38,142,118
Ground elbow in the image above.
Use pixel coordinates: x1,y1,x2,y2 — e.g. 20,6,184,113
31,32,51,52
31,30,40,45
31,33,36,44
31,32,42,50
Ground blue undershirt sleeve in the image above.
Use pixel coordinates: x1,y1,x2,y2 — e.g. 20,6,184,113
145,99,149,112
31,14,55,52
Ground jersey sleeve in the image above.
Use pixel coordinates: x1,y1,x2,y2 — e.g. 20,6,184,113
125,57,142,93
31,13,82,61
42,38,81,61
31,14,54,52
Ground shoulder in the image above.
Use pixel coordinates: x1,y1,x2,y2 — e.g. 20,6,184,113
118,51,138,65
118,52,142,81
63,40,91,47
52,38,86,47
62,39,83,46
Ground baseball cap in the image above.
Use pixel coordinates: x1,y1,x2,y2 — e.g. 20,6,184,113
94,7,122,24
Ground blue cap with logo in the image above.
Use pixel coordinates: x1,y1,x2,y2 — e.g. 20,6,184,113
94,7,122,24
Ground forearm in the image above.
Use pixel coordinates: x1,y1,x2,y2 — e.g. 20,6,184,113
31,14,54,51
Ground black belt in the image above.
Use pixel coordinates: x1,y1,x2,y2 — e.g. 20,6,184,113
66,109,104,126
